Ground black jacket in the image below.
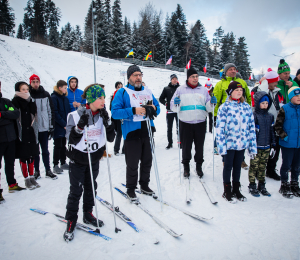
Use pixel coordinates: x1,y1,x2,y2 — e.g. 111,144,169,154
0,97,19,143
294,77,300,88
159,82,180,111
253,91,276,150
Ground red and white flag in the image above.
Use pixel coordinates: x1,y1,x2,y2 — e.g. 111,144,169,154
166,55,173,65
249,73,254,80
186,59,191,69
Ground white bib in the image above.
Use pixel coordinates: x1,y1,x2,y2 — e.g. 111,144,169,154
124,86,153,122
69,111,105,153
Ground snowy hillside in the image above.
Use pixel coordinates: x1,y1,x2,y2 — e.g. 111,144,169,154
1,35,300,260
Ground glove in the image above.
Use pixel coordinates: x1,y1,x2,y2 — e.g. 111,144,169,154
270,148,276,159
143,105,157,120
48,128,54,140
77,113,89,129
210,96,217,104
283,136,288,142
99,108,110,127
174,97,181,105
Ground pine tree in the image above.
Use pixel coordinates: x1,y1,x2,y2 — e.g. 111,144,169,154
212,26,224,73
151,14,164,63
204,39,214,74
234,36,251,80
163,13,178,65
72,25,82,52
45,0,61,47
0,0,15,35
83,2,93,54
123,17,132,52
131,21,143,59
16,24,25,39
101,0,112,56
61,22,73,50
110,0,124,58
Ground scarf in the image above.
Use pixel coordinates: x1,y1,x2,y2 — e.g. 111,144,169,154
186,81,198,89
86,104,99,116
15,91,31,102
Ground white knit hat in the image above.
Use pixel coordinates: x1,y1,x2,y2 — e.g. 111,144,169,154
264,68,279,83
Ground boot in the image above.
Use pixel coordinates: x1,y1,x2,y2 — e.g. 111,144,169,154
25,177,36,190
222,183,236,203
34,170,41,180
63,220,76,242
248,183,260,197
290,181,300,197
266,169,281,181
8,183,26,193
140,185,155,195
196,163,204,178
0,189,4,203
183,164,190,178
46,169,58,180
30,176,41,188
83,211,104,227
53,165,63,174
165,143,172,150
279,181,294,198
127,188,138,202
241,161,249,170
257,182,271,197
60,163,69,170
232,182,247,201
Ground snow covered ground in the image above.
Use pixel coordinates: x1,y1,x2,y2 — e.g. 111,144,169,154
1,35,300,260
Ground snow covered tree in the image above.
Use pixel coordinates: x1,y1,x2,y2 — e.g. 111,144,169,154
72,25,82,52
204,39,215,74
234,36,251,80
220,32,236,65
211,26,224,73
151,13,164,63
110,0,124,58
131,21,143,59
45,0,60,47
16,24,25,39
0,0,15,35
123,17,132,52
61,23,73,50
163,13,178,65
83,2,93,54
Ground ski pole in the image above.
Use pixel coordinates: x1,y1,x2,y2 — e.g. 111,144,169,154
102,122,121,233
212,95,215,181
85,125,101,233
177,104,181,184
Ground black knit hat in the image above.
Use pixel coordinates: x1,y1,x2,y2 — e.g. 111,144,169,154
226,81,243,96
187,67,198,80
170,74,178,81
296,69,300,77
127,65,142,79
15,81,29,91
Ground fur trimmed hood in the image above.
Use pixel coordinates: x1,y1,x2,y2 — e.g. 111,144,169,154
53,85,68,96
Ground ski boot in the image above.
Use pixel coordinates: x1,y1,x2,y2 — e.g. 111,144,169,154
279,182,293,198
140,185,155,196
126,188,138,202
196,163,204,179
232,182,247,201
248,183,260,197
63,220,76,242
257,182,271,197
183,164,190,178
83,211,104,227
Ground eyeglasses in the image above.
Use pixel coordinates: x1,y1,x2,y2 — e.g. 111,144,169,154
189,75,199,79
132,73,143,78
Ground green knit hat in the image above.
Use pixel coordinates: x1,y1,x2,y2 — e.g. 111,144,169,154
278,59,290,74
86,85,105,104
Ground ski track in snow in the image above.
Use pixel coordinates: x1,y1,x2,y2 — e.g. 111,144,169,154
0,35,300,260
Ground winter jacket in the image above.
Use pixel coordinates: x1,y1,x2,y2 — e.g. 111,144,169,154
293,77,300,89
253,91,276,150
251,80,285,120
67,76,86,112
111,83,160,140
216,98,257,156
0,97,19,143
11,96,39,158
274,102,300,148
213,76,251,116
170,81,213,123
66,106,115,165
159,82,180,111
29,85,55,132
277,78,299,103
51,86,71,139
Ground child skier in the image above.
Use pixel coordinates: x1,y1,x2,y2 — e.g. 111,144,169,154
216,81,257,203
275,86,300,198
205,78,214,133
51,80,71,173
248,91,276,197
12,82,40,190
64,84,115,241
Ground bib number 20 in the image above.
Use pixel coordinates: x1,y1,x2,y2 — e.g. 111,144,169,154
83,142,99,152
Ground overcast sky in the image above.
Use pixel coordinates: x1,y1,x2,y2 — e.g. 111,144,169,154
10,0,300,76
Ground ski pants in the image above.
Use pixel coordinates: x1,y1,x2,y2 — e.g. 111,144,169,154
34,131,50,172
223,149,245,183
166,112,178,145
180,120,206,166
248,149,270,183
266,136,280,172
280,146,300,182
53,137,67,166
205,112,213,133
65,161,99,222
125,137,152,190
114,120,124,154
0,141,16,186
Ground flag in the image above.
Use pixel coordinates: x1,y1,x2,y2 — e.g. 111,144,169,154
219,67,224,78
203,63,207,73
166,55,173,65
125,49,134,58
249,73,254,80
186,59,191,69
144,51,152,61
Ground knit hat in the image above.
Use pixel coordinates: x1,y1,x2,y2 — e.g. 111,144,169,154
86,85,105,104
224,63,237,76
296,69,300,77
170,74,178,81
264,68,279,83
187,67,198,79
15,81,29,91
205,78,212,87
127,65,142,79
288,87,300,101
226,81,242,95
259,95,269,104
29,74,40,84
278,59,290,74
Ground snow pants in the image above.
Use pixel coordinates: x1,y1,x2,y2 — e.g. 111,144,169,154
0,141,16,186
205,112,213,133
34,131,50,172
223,149,245,183
114,120,124,154
248,149,270,183
65,161,99,222
180,121,206,166
53,137,67,166
166,113,178,145
280,146,300,182
125,137,152,189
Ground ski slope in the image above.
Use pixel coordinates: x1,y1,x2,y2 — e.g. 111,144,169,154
0,35,300,260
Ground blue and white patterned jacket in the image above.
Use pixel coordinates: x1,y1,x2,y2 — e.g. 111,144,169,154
216,98,257,155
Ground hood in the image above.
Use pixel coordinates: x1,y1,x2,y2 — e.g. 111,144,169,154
29,85,45,93
52,85,68,96
67,76,78,90
254,91,272,114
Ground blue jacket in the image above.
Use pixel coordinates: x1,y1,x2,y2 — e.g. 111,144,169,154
67,76,86,112
51,86,71,139
111,84,160,140
253,91,276,150
278,102,300,148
